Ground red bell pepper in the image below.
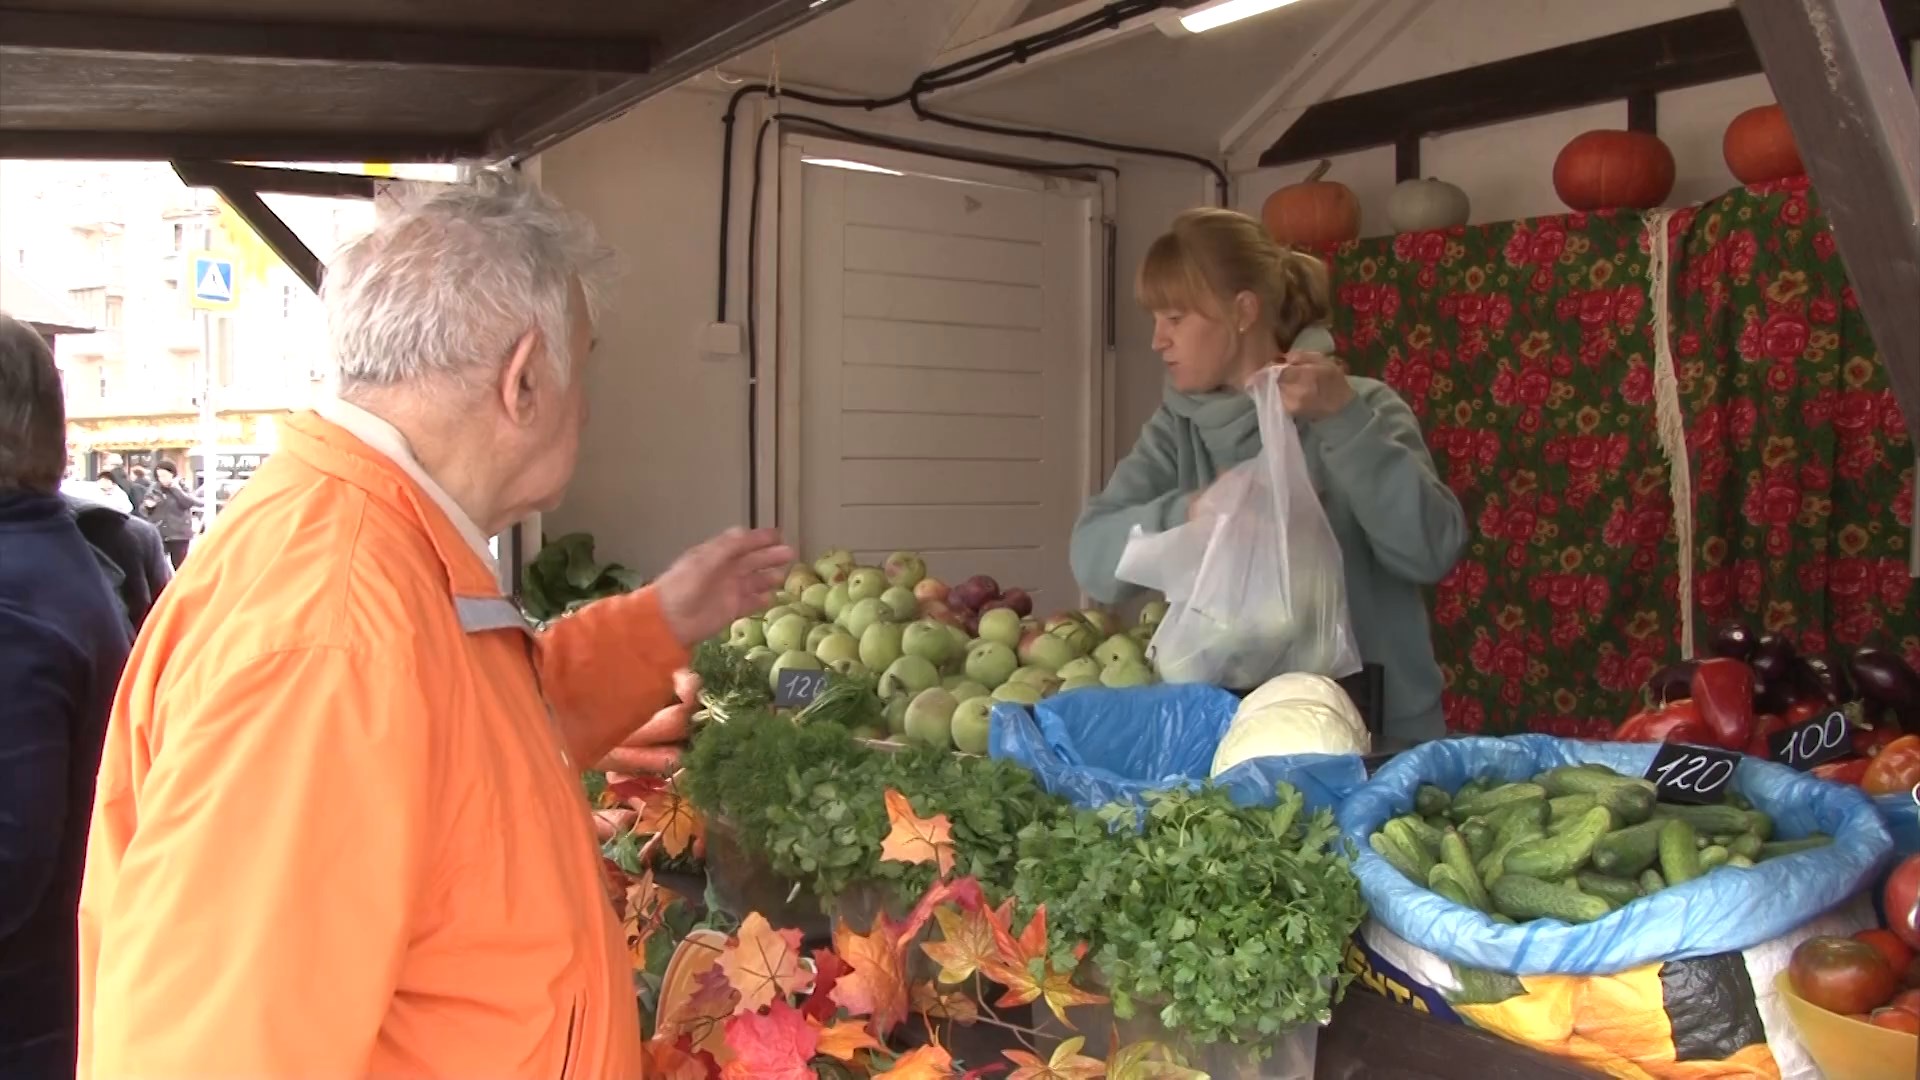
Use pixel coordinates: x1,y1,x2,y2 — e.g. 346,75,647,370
1811,758,1871,785
1617,699,1711,744
1855,722,1901,758
1863,735,1920,796
1690,658,1756,751
1747,713,1791,758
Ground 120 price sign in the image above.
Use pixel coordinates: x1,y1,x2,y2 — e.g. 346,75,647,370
774,668,829,707
1768,709,1852,771
1643,742,1742,804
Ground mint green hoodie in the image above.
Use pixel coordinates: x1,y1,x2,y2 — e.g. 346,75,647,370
1070,331,1467,742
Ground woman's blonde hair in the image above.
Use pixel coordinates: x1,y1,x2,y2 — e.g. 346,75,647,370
1136,208,1331,350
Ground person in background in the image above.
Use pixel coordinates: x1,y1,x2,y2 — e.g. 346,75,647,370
78,169,793,1079
139,459,197,567
1070,208,1466,743
123,464,153,517
63,491,173,633
60,472,131,515
0,315,134,1079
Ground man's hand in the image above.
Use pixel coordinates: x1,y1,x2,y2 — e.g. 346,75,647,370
655,527,794,647
1276,351,1356,421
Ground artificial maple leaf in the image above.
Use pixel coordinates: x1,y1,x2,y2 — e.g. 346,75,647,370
880,788,957,876
608,773,670,805
874,1043,955,1079
921,904,1000,986
1003,1036,1107,1080
634,784,704,858
719,913,810,1014
802,947,851,1023
671,964,741,1055
911,981,980,1025
721,1001,816,1080
980,905,1106,1029
830,913,911,1036
643,1034,716,1080
812,1018,884,1063
1105,1041,1205,1080
898,877,987,947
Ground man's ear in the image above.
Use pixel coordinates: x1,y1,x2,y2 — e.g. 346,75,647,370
499,329,543,426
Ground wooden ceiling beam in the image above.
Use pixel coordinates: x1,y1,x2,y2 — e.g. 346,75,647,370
171,162,385,201
0,129,486,163
0,7,654,73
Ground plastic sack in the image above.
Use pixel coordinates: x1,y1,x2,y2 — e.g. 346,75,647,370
1336,735,1893,976
986,683,1366,815
1114,366,1361,689
1874,790,1920,857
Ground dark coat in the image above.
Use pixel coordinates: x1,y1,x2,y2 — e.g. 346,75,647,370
63,495,173,632
140,482,199,542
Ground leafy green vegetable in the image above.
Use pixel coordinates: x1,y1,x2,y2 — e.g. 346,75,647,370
519,532,646,622
690,638,774,721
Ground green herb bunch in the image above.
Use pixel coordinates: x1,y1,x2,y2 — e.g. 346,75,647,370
1012,785,1365,1051
688,639,773,721
520,532,644,622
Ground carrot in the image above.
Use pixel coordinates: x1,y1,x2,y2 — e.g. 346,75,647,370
624,702,693,747
597,745,682,775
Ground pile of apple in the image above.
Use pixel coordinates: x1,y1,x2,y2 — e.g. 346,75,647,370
725,548,1167,754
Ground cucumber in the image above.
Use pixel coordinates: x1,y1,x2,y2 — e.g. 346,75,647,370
1416,784,1453,818
1452,782,1549,821
1727,792,1752,810
1489,913,1516,925
1638,868,1666,894
1371,832,1429,883
1699,844,1730,870
1386,817,1442,863
1440,828,1492,911
1591,819,1665,878
1659,818,1703,886
1744,810,1774,841
1576,871,1643,908
1451,967,1524,1005
1538,765,1653,799
1651,803,1751,835
1505,806,1613,879
1548,793,1599,822
1489,797,1550,839
1758,834,1833,861
1728,832,1764,860
1459,819,1496,862
1479,825,1542,889
1726,854,1755,869
1429,864,1484,911
1490,874,1613,924
1597,784,1656,825
1550,806,1615,836
1455,778,1490,803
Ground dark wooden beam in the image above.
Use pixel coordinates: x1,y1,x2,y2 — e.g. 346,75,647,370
0,8,653,73
0,129,486,163
1740,0,1920,448
172,162,383,201
1260,0,1920,167
1394,134,1420,182
1626,91,1658,134
195,178,325,294
490,0,857,160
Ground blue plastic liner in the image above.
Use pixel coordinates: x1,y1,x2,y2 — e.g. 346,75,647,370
1874,791,1919,857
1336,735,1894,976
986,683,1367,815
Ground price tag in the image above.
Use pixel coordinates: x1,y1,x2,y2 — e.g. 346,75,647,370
1769,709,1853,771
773,668,829,708
1643,742,1742,804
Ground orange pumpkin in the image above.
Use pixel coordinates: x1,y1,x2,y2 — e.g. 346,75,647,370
1724,104,1804,184
1261,160,1360,248
1552,130,1676,211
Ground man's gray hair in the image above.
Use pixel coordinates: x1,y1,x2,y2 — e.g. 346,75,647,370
0,314,68,493
323,168,615,392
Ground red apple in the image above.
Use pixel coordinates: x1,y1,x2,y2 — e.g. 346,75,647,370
927,606,965,629
950,579,990,612
1002,588,1034,617
965,574,1001,599
979,598,1013,615
914,577,949,605
964,612,980,636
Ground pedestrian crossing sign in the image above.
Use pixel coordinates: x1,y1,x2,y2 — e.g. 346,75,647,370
190,253,236,310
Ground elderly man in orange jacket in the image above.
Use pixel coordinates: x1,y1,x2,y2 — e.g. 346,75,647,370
77,170,793,1079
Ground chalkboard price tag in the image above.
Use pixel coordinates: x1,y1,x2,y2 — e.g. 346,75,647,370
774,667,829,708
1769,709,1852,771
1643,742,1742,804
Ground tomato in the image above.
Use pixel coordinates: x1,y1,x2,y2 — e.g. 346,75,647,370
1858,929,1917,975
1789,936,1899,1015
1870,1008,1920,1034
1890,989,1920,1017
1890,855,1920,952
1862,735,1920,796
1811,758,1870,785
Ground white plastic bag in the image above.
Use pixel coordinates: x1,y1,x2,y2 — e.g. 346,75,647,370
1116,366,1362,688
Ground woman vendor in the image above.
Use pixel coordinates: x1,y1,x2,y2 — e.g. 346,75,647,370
1069,208,1466,743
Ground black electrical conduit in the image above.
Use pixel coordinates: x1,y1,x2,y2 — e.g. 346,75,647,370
718,0,1233,524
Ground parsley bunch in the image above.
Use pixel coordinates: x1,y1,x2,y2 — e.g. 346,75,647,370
1012,785,1365,1053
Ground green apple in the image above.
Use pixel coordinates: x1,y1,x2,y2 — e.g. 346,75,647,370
885,694,911,735
1050,621,1098,657
769,649,823,692
881,586,919,621
813,548,855,583
784,565,822,596
850,724,886,742
1009,665,1055,688
883,551,927,589
879,655,940,700
847,567,887,603
1043,612,1087,634
1081,609,1118,637
765,613,813,656
801,582,831,612
813,631,860,668
842,597,890,639
770,591,797,608
823,582,852,622
1059,675,1100,693
963,641,1018,688
978,608,1022,648
1019,632,1076,672
745,646,777,677
826,657,869,681
762,604,796,625
1128,624,1157,647
991,681,1043,705
806,622,839,653
859,621,905,671
1094,633,1145,670
728,617,766,649
1100,660,1152,688
903,688,959,749
951,696,994,754
946,679,990,702
1056,656,1101,682
945,623,970,656
789,602,823,623
1140,599,1169,627
902,619,955,667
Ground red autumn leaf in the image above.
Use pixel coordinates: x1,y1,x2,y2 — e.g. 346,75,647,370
980,904,1106,1029
898,876,987,946
719,913,810,1014
881,789,957,876
802,947,851,1023
635,784,705,858
874,1043,956,1079
812,1017,884,1063
829,912,911,1036
721,1000,816,1080
609,773,671,804
644,1034,716,1080
1004,1036,1106,1080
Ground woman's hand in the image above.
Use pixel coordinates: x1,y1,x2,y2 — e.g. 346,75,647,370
1276,351,1356,421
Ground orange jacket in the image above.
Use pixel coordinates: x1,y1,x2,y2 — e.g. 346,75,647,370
79,412,681,1078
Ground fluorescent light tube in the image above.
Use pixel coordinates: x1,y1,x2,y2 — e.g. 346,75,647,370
1179,0,1304,34
801,157,903,175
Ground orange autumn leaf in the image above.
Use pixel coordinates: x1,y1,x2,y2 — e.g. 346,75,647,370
720,1001,816,1080
829,913,911,1036
812,1018,884,1063
643,1035,714,1080
921,904,1000,986
911,981,980,1025
880,788,956,876
981,905,1106,1029
719,913,810,1014
635,785,704,858
1005,1036,1107,1080
622,871,668,970
875,1043,956,1079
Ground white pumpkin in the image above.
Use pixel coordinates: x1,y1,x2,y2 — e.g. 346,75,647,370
1386,177,1470,233
1210,672,1370,777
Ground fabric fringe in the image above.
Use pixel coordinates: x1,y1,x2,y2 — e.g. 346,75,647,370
1645,208,1696,660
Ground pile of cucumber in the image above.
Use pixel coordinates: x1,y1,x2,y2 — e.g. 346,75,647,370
1368,763,1834,925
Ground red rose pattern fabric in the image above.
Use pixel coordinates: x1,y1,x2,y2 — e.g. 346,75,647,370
1326,181,1916,735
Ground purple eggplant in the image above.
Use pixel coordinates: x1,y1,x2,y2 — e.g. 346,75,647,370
1749,634,1797,687
1645,660,1699,704
1794,655,1854,705
1849,647,1920,734
1709,622,1757,661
